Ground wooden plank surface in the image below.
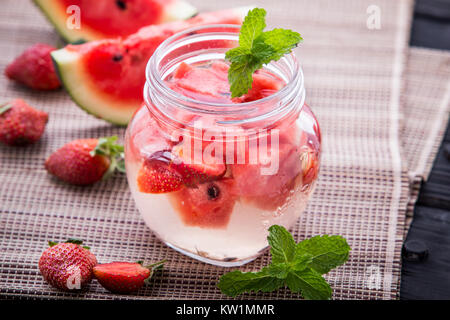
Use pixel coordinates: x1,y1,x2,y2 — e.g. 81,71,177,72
401,111,450,299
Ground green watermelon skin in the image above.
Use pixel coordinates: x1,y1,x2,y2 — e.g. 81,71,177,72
33,0,198,43
52,7,251,125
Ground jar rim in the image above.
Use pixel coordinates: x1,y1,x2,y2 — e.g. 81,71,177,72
145,24,304,115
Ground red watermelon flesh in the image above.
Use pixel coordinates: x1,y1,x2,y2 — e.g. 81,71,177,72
166,61,284,104
34,0,198,42
80,9,245,101
52,8,249,125
169,179,238,228
231,139,304,211
60,0,169,38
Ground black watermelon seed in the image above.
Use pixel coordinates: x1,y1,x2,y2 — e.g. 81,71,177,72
112,54,123,62
207,184,220,200
223,257,238,262
116,0,127,10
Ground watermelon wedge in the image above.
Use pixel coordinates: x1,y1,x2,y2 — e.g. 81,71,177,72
33,0,198,43
51,7,250,125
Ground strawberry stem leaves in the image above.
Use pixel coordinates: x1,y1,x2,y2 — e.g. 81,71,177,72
47,238,90,249
145,259,167,270
144,259,167,285
90,136,126,180
0,103,13,115
48,241,58,247
66,238,84,245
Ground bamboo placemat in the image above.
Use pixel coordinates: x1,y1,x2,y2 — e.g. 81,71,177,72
0,0,412,299
401,47,450,181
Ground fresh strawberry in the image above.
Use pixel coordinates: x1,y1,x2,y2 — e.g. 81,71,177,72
38,239,97,291
166,145,226,185
169,179,238,228
138,149,226,191
0,99,48,146
137,157,183,193
5,43,61,90
93,260,166,293
45,136,125,185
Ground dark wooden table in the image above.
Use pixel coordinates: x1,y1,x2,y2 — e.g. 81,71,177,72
400,0,450,300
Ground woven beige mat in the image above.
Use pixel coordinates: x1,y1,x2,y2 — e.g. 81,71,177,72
0,0,412,299
402,47,450,181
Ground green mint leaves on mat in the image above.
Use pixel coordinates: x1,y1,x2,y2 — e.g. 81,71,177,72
225,8,302,98
217,225,350,300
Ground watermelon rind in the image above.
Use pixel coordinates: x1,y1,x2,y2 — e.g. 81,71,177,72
51,6,252,126
33,0,88,43
51,48,136,126
33,0,198,43
163,0,198,22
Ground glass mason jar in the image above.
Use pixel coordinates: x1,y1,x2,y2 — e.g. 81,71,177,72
124,25,321,267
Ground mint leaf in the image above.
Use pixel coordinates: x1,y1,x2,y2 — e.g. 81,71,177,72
292,253,313,271
225,7,302,98
225,46,251,64
261,29,303,62
285,268,332,300
227,59,261,99
296,235,350,274
268,225,296,263
217,268,284,297
238,8,266,48
267,262,291,279
250,39,275,63
217,225,350,300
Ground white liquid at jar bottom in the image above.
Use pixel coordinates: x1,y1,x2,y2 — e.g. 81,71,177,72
126,161,313,265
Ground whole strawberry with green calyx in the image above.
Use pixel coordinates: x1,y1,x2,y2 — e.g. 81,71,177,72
5,43,61,90
38,239,98,291
0,99,48,146
45,136,125,185
93,260,166,293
